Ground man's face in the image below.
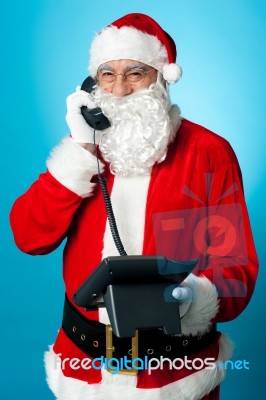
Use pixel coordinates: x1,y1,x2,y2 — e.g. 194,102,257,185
97,59,158,97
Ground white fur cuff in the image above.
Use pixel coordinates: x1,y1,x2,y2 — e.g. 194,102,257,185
181,274,219,336
46,137,104,198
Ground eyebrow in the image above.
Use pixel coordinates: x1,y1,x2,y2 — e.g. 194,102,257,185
98,64,148,72
126,64,147,72
98,65,114,72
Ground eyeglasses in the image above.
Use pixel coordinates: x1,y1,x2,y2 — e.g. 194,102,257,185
97,68,155,84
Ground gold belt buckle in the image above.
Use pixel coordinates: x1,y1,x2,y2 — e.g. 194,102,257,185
105,325,139,375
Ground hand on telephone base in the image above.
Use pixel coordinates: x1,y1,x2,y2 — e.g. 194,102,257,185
172,282,193,318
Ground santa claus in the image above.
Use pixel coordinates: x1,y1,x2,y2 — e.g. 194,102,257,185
10,13,258,400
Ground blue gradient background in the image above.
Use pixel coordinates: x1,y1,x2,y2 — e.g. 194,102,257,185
1,1,265,399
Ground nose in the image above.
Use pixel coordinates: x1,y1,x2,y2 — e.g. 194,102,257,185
111,76,132,97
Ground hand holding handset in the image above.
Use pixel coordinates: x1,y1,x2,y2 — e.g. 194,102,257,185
80,76,111,131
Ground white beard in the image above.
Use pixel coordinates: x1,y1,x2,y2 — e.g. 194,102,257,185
93,82,181,176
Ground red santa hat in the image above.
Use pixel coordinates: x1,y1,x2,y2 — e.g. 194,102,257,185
89,13,182,84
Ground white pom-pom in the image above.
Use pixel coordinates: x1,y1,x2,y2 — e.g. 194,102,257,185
162,63,182,84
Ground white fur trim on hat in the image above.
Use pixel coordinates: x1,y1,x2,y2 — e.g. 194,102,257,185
89,26,168,77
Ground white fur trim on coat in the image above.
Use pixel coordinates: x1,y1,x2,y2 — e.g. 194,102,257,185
101,174,151,258
46,136,104,198
44,334,233,400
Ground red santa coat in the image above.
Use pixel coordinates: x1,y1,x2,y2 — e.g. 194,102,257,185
10,119,258,400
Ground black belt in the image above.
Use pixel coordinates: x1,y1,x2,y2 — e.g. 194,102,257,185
62,295,217,362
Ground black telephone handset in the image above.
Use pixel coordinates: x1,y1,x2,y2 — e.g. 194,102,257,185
80,76,111,131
